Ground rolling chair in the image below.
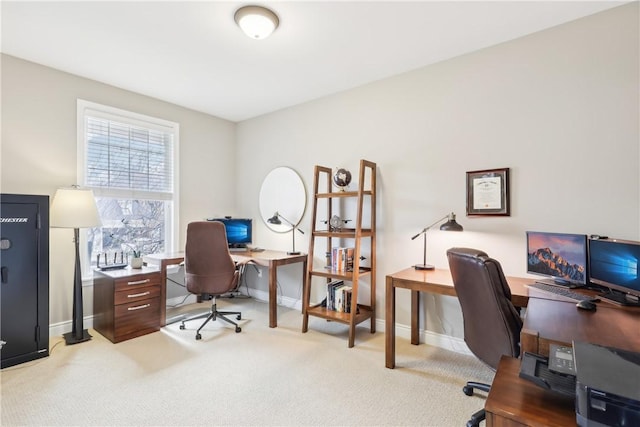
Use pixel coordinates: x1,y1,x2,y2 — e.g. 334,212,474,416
446,247,523,427
179,221,250,340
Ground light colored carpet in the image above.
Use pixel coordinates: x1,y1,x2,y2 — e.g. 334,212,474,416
1,298,494,426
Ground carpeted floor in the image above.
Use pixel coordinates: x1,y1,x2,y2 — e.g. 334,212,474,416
1,298,494,426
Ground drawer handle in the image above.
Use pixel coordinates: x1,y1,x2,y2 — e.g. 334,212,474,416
128,291,151,298
128,303,151,311
127,279,150,286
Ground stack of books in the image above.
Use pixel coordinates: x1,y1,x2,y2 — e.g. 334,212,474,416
326,279,353,313
330,246,355,271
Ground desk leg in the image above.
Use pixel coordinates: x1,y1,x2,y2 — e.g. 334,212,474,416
385,276,396,369
160,260,168,326
269,260,278,328
411,290,420,345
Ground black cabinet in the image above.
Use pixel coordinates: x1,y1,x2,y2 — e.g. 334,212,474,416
1,194,49,368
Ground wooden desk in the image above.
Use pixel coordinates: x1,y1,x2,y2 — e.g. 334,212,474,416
146,250,307,328
521,297,640,357
485,356,575,427
385,268,532,368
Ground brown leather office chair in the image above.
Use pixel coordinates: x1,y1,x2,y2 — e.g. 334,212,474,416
179,221,249,340
446,247,523,427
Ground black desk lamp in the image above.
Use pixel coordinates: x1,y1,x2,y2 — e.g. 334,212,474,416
50,185,102,345
267,211,304,255
411,212,463,270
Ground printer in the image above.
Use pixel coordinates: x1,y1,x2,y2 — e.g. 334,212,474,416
573,341,640,427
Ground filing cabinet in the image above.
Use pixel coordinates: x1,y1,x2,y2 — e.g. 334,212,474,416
93,267,161,343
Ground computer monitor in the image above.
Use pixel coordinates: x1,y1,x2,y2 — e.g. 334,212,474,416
208,218,252,249
526,231,588,288
589,238,640,306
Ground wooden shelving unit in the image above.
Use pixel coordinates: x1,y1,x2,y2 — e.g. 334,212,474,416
302,159,376,347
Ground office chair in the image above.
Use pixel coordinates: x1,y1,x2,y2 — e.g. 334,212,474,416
446,247,523,427
179,221,250,340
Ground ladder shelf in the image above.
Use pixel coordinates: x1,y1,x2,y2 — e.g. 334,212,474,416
302,159,377,348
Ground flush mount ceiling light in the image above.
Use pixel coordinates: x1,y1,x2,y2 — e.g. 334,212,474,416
234,5,279,40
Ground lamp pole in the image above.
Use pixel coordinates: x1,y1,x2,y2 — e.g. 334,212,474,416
268,212,304,255
411,213,463,270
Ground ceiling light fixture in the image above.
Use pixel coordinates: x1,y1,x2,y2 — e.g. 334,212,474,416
234,5,279,40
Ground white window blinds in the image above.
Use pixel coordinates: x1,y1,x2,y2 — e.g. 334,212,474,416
85,117,174,198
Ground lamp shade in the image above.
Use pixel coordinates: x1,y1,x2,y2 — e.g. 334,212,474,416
439,212,463,232
234,5,279,40
50,186,102,229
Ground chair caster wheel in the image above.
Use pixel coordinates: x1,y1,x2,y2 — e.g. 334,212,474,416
195,333,202,340
179,324,185,330
236,315,241,320
463,386,474,396
235,327,242,333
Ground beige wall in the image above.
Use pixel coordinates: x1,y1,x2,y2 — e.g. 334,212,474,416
1,55,237,325
236,4,639,344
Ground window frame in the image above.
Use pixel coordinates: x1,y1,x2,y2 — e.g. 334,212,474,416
77,99,180,279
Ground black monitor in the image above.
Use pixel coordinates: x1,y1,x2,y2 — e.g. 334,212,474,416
208,218,252,249
526,231,588,288
589,238,640,306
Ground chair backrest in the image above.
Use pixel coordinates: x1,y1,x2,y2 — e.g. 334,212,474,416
185,221,239,296
446,247,523,369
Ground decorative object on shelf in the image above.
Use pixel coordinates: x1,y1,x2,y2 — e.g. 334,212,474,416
466,168,510,216
411,212,463,270
50,185,102,345
267,211,304,255
234,5,279,40
333,167,352,192
325,214,351,231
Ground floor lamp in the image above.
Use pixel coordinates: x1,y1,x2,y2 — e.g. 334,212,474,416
411,212,463,270
267,211,304,255
51,186,102,345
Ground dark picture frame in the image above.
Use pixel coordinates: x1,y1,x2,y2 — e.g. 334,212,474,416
466,168,510,216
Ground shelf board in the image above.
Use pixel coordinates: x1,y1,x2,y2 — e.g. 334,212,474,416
305,304,373,325
310,267,372,280
315,190,373,199
313,229,373,238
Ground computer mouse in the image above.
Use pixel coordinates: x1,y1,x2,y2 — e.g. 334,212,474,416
576,300,597,311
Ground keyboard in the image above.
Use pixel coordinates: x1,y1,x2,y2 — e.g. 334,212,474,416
528,282,595,302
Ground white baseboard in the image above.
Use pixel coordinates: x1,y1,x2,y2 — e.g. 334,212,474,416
49,292,471,356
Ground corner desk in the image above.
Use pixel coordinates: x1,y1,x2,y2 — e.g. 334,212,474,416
146,250,307,328
385,267,640,426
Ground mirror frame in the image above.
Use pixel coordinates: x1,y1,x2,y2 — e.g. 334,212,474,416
259,167,307,233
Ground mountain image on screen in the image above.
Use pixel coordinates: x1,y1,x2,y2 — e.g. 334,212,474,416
528,247,585,282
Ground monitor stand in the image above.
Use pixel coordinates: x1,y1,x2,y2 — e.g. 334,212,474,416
535,278,582,289
599,289,640,307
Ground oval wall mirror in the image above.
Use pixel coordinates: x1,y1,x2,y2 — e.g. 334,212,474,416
259,167,307,233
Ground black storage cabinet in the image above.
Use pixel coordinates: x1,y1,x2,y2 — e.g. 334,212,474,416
1,193,49,368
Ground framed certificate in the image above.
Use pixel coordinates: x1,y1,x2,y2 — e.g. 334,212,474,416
466,168,510,216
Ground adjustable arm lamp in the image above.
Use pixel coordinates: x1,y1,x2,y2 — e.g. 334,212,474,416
51,186,102,345
267,211,304,255
411,212,463,270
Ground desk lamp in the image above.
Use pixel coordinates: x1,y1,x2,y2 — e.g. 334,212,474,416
267,211,304,255
411,212,463,270
51,185,102,344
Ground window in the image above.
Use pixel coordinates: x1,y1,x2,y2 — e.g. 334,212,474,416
78,100,179,274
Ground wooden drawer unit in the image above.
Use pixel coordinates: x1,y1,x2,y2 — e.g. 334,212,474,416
93,267,162,343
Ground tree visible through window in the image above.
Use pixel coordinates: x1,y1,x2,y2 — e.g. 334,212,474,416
78,100,179,270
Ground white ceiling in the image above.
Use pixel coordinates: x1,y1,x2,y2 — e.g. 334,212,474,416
1,1,627,122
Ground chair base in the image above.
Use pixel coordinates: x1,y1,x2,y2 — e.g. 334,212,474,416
463,381,491,427
179,299,242,340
